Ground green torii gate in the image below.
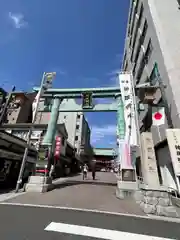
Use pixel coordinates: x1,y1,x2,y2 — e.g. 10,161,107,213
33,86,137,180
32,87,125,147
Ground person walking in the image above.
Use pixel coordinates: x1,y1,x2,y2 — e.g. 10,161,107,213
83,164,88,180
92,165,96,180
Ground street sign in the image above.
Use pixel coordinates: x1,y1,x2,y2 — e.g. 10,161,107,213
82,92,93,109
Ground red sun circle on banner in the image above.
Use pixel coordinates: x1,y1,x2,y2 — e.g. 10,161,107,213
154,112,162,120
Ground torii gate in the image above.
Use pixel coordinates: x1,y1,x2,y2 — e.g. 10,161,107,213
33,81,137,181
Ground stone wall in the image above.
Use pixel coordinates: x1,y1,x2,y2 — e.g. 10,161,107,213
134,189,179,218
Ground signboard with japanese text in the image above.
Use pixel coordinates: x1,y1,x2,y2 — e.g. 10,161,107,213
82,92,93,109
141,132,160,187
54,136,61,160
166,129,180,176
118,73,138,146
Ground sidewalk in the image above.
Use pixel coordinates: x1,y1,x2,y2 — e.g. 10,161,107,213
65,172,117,184
1,172,145,216
51,172,118,189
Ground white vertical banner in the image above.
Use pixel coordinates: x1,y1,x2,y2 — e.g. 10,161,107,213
118,73,138,146
118,73,138,170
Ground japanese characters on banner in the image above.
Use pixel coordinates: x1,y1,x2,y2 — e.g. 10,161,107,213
166,129,180,176
117,73,137,169
54,136,61,160
118,73,138,146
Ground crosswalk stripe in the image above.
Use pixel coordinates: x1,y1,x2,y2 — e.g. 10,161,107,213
45,222,173,239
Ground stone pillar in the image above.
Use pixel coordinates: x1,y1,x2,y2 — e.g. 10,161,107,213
42,97,61,146
134,132,179,217
42,97,61,174
140,132,160,188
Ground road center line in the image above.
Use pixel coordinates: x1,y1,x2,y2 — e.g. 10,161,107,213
45,222,173,239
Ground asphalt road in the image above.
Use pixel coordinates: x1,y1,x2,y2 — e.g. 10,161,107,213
0,204,179,239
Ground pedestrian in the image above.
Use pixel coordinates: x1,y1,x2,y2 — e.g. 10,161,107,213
83,164,88,180
92,166,96,180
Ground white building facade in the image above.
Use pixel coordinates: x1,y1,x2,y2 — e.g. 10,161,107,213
122,0,180,190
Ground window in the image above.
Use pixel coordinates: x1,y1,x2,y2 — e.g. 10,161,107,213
144,39,153,64
149,63,160,85
130,0,140,46
124,62,128,71
64,115,66,119
133,19,148,73
141,20,148,44
77,114,81,119
76,125,79,130
133,41,142,71
132,64,136,76
130,3,144,62
128,0,135,36
122,52,127,69
75,136,78,141
136,53,146,83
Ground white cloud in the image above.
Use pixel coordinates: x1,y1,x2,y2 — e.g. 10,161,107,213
8,12,27,29
91,124,117,145
107,69,121,76
106,68,121,87
110,75,119,87
50,67,67,76
56,69,67,75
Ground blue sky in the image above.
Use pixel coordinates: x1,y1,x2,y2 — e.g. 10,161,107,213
0,0,130,148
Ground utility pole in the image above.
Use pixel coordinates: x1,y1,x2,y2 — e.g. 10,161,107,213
15,72,56,193
15,73,46,192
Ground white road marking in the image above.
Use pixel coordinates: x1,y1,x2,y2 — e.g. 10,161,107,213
1,202,180,223
45,222,173,239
